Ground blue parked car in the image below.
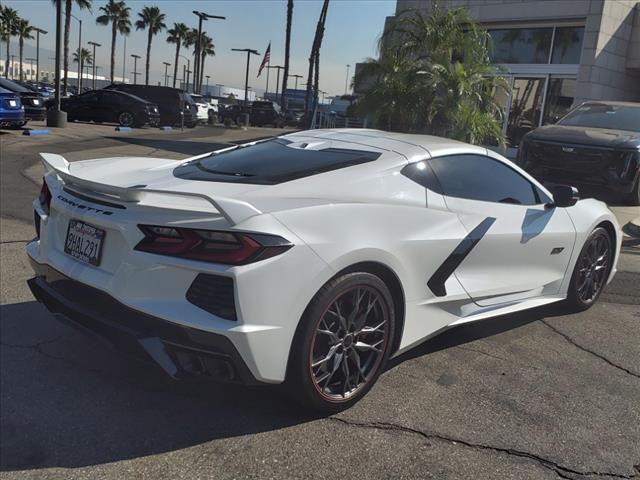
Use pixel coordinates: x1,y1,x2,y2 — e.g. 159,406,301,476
0,87,25,128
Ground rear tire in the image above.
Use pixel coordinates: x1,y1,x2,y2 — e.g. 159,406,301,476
286,272,395,413
564,227,612,312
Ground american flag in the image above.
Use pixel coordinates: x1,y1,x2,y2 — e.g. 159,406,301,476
257,42,271,77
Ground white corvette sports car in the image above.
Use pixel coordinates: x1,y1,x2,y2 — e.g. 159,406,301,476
27,129,621,411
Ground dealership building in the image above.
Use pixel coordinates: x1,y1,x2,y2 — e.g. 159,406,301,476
370,0,640,148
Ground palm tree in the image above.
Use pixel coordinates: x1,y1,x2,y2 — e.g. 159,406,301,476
183,28,198,91
166,22,188,88
1,6,19,79
53,0,92,94
355,5,509,146
72,46,93,87
15,18,33,81
135,6,166,86
96,0,131,83
304,0,329,123
198,34,214,90
280,0,293,107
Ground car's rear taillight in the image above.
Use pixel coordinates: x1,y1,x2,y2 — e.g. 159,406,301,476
38,179,52,213
134,225,292,265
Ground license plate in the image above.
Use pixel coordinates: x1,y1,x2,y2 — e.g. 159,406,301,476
64,220,105,266
33,99,40,105
8,100,16,107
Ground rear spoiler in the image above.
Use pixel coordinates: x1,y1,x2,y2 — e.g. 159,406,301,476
39,153,262,225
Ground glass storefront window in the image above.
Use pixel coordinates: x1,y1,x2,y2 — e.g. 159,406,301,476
551,27,584,64
507,77,545,147
543,78,576,124
489,28,553,64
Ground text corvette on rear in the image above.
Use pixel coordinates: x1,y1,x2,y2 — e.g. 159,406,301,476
27,129,620,412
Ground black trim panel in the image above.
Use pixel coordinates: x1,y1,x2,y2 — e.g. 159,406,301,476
26,260,261,385
427,217,496,297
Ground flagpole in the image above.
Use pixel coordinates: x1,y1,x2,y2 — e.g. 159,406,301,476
265,55,270,98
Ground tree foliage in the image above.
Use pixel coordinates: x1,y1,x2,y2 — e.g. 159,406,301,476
135,5,166,85
96,0,131,83
355,4,509,147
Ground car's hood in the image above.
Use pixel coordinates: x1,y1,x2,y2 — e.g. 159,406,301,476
527,125,640,149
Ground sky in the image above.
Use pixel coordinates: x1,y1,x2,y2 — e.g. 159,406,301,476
3,0,396,96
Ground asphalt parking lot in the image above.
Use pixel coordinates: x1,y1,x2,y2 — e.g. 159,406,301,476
1,122,639,480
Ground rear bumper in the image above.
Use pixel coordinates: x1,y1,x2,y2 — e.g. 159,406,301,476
27,260,262,385
25,107,46,121
0,110,25,123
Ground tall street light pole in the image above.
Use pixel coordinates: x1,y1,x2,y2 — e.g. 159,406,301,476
266,65,284,101
162,61,171,87
88,41,101,90
178,54,189,91
70,14,82,92
122,34,126,82
47,0,66,127
345,64,350,95
192,11,226,94
131,54,141,84
289,74,302,90
231,48,259,105
33,28,47,87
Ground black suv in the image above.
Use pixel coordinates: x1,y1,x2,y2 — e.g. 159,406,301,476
250,101,285,127
105,84,197,127
58,89,160,127
518,101,640,206
0,77,46,125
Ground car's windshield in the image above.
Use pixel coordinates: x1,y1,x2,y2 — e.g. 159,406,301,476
558,103,640,132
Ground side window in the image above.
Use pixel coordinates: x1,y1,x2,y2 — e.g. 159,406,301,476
80,92,100,103
401,160,444,194
101,92,121,104
429,154,543,205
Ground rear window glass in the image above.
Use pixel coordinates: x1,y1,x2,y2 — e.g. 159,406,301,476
559,103,640,132
173,138,381,185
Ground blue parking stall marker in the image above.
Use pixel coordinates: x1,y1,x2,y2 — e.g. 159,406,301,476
22,129,50,136
115,126,132,132
160,126,172,131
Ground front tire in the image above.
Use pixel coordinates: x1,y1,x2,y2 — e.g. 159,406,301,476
117,111,134,127
287,272,395,413
565,227,612,312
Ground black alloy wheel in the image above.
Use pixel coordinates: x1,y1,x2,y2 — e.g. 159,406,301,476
118,111,135,127
566,227,612,311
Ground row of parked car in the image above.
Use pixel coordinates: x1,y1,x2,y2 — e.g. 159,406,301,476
0,77,297,130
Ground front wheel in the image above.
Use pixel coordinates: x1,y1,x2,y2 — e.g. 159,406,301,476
564,227,612,312
286,272,395,413
117,111,134,127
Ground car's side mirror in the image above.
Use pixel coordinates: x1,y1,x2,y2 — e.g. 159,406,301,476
547,185,579,208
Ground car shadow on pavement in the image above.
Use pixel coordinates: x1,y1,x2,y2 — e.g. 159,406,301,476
0,300,561,471
105,136,232,156
105,134,276,156
388,304,564,369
